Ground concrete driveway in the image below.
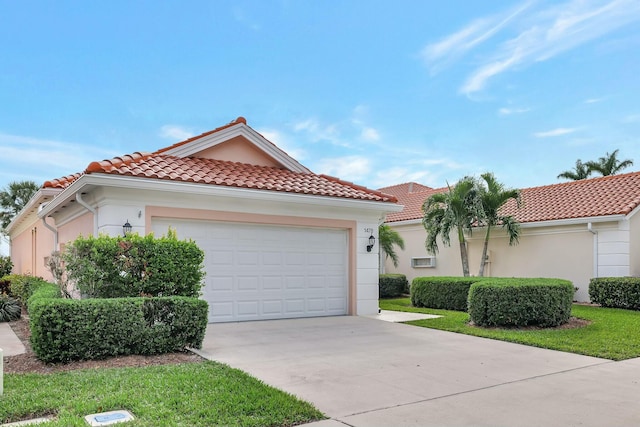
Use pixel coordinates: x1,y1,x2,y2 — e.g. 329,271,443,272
195,315,640,426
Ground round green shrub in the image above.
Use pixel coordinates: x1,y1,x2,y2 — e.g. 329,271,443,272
589,277,640,309
468,278,574,327
411,277,481,311
379,274,408,298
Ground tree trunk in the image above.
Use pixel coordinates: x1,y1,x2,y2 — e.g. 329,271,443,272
457,225,470,277
478,226,491,277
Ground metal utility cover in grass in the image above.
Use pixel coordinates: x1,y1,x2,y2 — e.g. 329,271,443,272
84,410,134,426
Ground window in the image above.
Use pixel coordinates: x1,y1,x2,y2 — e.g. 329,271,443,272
411,256,435,268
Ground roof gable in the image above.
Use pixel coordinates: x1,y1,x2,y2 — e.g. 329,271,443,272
155,117,309,173
39,117,397,204
384,171,640,224
194,136,282,168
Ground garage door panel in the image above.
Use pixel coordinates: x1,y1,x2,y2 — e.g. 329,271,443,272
153,219,348,322
262,252,282,264
237,276,259,291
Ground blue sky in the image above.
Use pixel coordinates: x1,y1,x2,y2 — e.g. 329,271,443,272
2,0,640,195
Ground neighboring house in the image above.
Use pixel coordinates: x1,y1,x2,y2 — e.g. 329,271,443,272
7,117,401,322
380,173,640,302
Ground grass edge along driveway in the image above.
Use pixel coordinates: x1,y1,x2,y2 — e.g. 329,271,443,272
380,298,640,361
1,361,324,427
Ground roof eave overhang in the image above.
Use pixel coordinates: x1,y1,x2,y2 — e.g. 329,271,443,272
161,123,311,174
39,174,403,219
385,214,628,228
5,187,63,235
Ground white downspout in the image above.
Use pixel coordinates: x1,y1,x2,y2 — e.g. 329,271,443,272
588,222,598,278
76,193,98,237
41,217,58,251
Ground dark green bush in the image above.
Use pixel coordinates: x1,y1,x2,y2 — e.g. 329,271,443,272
589,277,640,309
468,278,574,327
0,255,12,277
63,230,205,298
2,274,50,306
0,295,21,322
411,277,482,311
28,283,208,363
379,274,408,298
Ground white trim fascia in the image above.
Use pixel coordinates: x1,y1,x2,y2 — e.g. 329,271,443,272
518,215,625,228
625,203,640,220
38,174,403,218
162,123,311,173
386,215,626,229
387,218,422,227
5,187,62,234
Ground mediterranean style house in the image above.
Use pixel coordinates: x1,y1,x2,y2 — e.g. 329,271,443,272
6,117,401,322
380,173,640,302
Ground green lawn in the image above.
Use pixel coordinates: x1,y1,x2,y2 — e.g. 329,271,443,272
380,298,640,361
1,361,324,427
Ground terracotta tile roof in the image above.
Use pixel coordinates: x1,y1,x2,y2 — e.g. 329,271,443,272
384,172,640,224
384,186,446,223
378,182,434,197
43,173,83,189
44,153,396,203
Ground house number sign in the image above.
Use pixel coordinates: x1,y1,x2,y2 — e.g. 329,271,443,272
364,227,374,234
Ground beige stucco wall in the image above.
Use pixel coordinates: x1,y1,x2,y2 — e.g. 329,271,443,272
196,136,282,167
58,212,94,248
9,218,55,280
386,221,595,301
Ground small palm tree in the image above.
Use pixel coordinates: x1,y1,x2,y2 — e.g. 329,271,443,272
0,180,39,230
557,159,592,181
476,173,521,277
379,224,405,268
422,176,479,277
585,149,633,176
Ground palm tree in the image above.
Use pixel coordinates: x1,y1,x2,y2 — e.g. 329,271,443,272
0,180,39,230
557,159,591,181
476,173,521,277
585,149,633,176
379,224,405,268
422,176,479,277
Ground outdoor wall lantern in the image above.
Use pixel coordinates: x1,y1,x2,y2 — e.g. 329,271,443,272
122,220,132,236
366,234,376,252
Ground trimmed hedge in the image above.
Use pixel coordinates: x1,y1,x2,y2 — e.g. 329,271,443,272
411,277,481,311
28,283,208,363
63,232,205,298
379,274,408,298
589,277,640,310
2,274,50,306
468,278,574,327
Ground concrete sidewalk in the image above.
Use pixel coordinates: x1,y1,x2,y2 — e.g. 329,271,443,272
196,316,640,427
0,322,25,356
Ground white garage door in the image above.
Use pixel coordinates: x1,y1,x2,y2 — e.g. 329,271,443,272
152,219,348,322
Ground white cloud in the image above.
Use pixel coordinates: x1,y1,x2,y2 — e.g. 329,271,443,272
498,107,531,115
423,0,640,95
257,128,307,160
292,118,346,146
361,127,380,141
422,2,532,74
533,127,577,137
0,133,118,186
159,125,194,141
584,98,603,104
315,156,371,182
